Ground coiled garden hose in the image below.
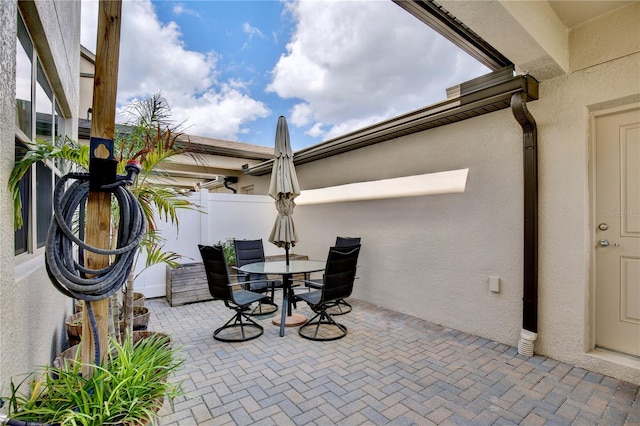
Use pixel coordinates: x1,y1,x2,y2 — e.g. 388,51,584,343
45,165,145,364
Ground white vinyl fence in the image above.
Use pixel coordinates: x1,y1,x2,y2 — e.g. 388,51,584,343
133,190,279,298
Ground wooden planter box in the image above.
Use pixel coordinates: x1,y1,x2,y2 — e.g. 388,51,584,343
166,254,310,307
166,263,212,307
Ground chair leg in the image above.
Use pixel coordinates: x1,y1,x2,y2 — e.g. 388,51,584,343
298,308,347,341
290,287,297,309
326,299,352,316
214,310,264,342
250,297,278,315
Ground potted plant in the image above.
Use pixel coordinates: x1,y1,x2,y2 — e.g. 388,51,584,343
7,94,194,426
3,333,184,425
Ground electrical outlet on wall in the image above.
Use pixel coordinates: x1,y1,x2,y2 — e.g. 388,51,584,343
489,276,500,293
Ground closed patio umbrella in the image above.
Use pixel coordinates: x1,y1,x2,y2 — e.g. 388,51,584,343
268,116,300,265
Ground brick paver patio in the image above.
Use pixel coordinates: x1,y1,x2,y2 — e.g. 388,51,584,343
146,297,639,425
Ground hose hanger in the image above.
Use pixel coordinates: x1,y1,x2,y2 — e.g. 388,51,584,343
89,136,118,192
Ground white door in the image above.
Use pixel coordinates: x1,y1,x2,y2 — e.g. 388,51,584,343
595,106,640,356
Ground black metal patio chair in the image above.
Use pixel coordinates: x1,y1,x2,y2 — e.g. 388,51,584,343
233,239,282,315
294,244,361,341
198,244,270,342
305,236,361,315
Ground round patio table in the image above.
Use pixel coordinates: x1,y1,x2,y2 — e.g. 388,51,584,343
237,260,326,336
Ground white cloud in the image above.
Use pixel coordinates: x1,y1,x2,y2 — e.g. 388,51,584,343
172,3,199,17
241,22,266,50
267,0,489,140
80,0,99,52
290,102,313,127
242,22,265,40
80,0,269,141
306,122,325,138
79,0,491,147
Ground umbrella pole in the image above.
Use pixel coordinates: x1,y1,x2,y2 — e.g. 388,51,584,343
285,243,290,266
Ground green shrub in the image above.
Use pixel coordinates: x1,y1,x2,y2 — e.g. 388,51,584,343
216,237,236,266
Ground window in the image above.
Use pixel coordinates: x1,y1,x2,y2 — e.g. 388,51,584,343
15,15,32,139
14,141,30,255
14,11,66,256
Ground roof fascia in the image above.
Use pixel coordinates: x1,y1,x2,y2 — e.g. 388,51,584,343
185,143,273,161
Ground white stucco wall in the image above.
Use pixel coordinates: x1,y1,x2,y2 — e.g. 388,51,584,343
0,0,80,394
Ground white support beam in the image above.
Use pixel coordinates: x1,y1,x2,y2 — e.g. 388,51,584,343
437,0,569,80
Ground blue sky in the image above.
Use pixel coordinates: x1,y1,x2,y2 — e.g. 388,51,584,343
81,0,489,150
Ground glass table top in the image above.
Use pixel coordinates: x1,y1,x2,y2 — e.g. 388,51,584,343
237,260,325,275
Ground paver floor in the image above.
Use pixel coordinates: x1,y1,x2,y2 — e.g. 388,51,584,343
146,297,640,425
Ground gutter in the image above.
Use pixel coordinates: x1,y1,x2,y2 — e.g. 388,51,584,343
243,67,537,176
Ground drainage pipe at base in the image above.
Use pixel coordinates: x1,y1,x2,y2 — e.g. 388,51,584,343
518,329,538,357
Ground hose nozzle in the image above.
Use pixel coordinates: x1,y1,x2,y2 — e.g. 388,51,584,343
123,161,142,185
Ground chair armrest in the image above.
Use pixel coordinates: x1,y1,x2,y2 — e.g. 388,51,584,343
227,281,248,290
232,268,282,286
292,279,324,289
236,279,278,287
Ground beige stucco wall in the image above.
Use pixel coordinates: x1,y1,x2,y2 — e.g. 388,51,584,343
482,0,640,384
0,0,80,394
291,109,525,347
80,52,95,121
530,54,640,383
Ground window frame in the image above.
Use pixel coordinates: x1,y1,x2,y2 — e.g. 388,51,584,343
14,10,68,261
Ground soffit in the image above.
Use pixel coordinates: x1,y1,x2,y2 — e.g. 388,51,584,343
436,0,633,81
548,1,634,28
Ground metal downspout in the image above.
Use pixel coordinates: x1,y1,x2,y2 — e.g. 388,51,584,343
511,91,539,356
223,177,238,194
223,179,238,194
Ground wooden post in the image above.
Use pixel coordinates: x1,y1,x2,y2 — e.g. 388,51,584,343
82,0,122,376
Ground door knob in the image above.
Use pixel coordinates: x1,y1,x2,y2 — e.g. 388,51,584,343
598,239,619,247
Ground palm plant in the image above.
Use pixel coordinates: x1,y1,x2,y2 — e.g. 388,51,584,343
9,93,200,340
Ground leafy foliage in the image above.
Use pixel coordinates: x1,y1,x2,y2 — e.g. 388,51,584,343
217,237,236,266
9,136,89,230
9,94,202,339
4,333,184,425
9,94,199,254
135,231,187,281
